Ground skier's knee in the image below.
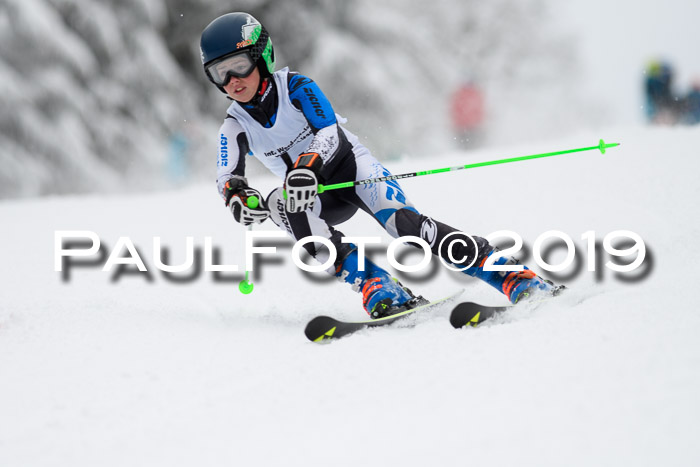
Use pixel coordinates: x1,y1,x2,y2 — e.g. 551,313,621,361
384,207,422,238
392,208,493,263
391,207,428,240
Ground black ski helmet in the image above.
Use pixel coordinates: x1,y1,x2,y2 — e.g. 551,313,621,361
200,12,275,93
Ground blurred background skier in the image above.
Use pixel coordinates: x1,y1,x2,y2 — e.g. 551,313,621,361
681,79,700,125
449,80,485,148
644,60,681,124
200,12,562,318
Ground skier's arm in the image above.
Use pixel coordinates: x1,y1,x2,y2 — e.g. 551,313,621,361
284,74,353,212
216,117,249,198
287,74,352,177
216,118,269,225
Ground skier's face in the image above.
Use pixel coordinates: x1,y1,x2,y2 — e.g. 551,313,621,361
224,67,261,103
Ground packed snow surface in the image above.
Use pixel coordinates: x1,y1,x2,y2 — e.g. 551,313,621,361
1,127,699,466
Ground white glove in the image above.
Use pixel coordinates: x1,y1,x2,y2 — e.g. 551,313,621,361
222,177,269,226
285,153,322,213
228,187,270,226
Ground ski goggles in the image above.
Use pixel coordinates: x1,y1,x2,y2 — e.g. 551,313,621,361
206,52,256,86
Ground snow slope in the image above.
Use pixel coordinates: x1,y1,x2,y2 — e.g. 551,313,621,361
1,127,699,466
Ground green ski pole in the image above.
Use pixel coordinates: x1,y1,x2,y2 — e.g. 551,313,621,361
317,139,619,194
238,196,259,295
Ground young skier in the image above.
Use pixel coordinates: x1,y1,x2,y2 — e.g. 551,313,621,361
200,12,561,318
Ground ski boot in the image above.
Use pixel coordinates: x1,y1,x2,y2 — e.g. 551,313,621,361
465,249,565,304
335,249,427,318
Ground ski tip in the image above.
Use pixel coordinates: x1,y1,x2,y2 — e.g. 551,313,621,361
449,302,476,328
311,326,337,343
449,301,509,329
449,312,466,329
304,316,340,343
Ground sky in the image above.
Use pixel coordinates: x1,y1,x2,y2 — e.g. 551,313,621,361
552,0,700,124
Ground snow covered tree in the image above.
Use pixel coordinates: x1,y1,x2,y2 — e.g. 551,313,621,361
0,0,577,199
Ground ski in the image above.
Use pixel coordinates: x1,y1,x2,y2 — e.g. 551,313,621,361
451,284,569,329
449,291,567,328
449,302,512,328
305,289,464,342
